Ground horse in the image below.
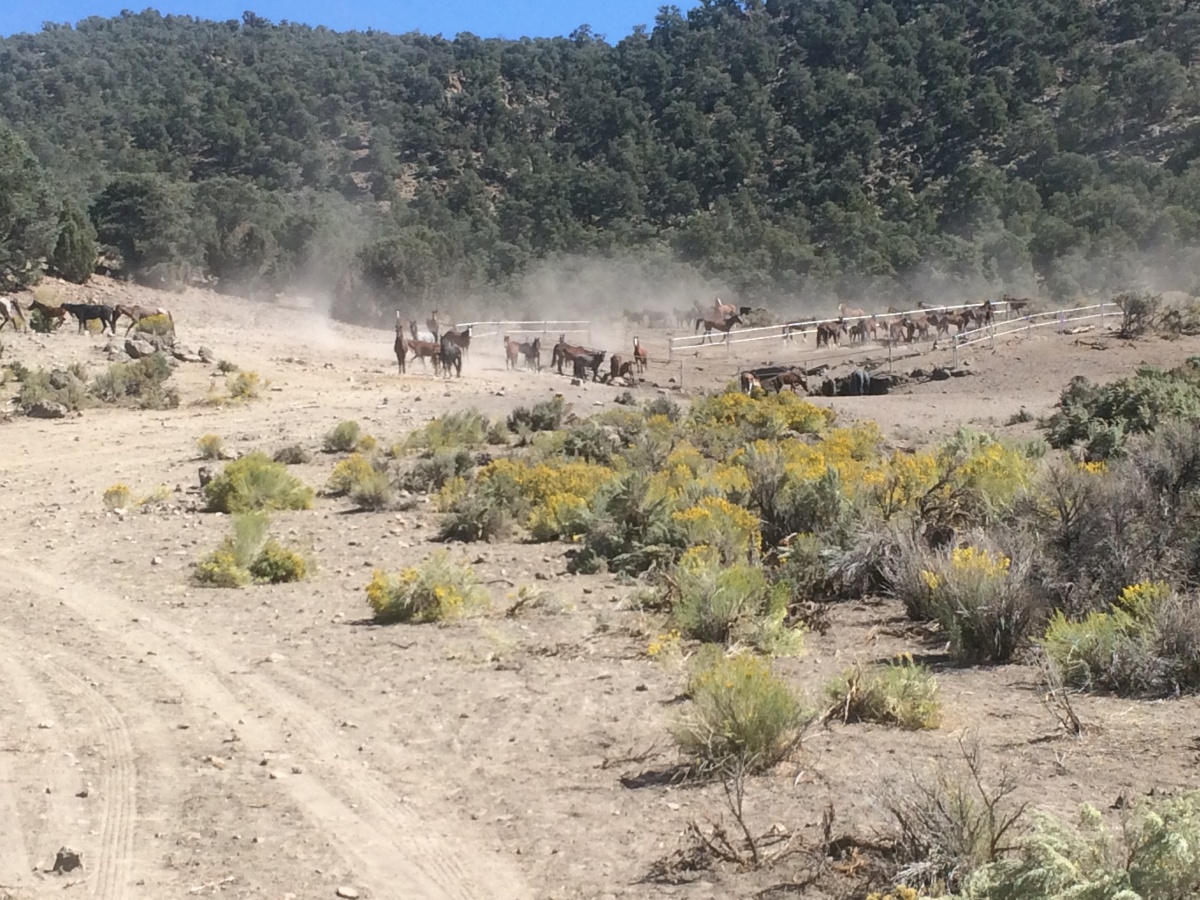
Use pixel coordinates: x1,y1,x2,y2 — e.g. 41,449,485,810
711,297,736,320
762,369,808,395
441,324,471,360
632,336,647,374
61,302,117,335
425,310,442,342
816,319,847,348
503,335,521,370
740,371,762,394
552,335,592,374
521,337,542,372
114,303,174,336
439,333,463,378
783,321,812,344
572,350,606,382
646,311,668,328
407,338,441,374
1003,295,1032,315
978,299,996,327
622,309,645,326
839,303,870,320
608,354,634,382
26,298,65,331
0,297,26,332
694,314,743,345
394,312,408,374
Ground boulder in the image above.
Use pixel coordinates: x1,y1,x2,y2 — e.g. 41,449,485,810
26,400,69,419
125,338,156,359
171,345,201,363
198,346,216,363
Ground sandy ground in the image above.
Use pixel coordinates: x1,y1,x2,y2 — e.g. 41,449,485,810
2,278,1200,900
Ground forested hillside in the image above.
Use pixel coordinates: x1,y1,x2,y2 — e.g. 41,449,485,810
3,1,1200,314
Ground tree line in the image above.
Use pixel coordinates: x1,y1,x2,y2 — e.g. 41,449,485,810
3,1,1200,313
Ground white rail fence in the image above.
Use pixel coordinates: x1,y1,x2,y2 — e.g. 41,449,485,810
455,319,591,342
952,303,1117,353
669,300,1015,359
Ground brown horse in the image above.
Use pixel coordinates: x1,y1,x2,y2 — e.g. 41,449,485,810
0,297,26,332
407,338,441,374
632,336,647,373
114,303,174,336
26,298,66,331
425,310,442,341
694,314,743,345
552,335,596,374
978,299,996,327
710,297,736,321
503,335,521,370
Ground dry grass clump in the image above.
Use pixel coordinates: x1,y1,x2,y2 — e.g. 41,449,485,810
196,433,226,460
273,443,312,465
405,408,488,450
323,420,361,453
102,482,131,511
227,370,263,400
825,657,941,730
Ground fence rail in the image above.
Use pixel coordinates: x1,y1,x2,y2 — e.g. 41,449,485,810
455,320,591,341
668,300,1015,358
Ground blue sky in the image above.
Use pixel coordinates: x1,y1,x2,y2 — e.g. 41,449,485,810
0,1,696,40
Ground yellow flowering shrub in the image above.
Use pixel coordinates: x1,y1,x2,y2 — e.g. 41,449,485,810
647,629,682,658
327,453,376,496
102,482,131,511
366,551,490,623
1115,579,1171,619
672,495,762,564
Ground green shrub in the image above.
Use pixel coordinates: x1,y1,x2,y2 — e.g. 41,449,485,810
672,651,813,774
507,395,566,433
349,469,394,510
324,420,361,453
196,433,225,460
1042,361,1200,460
1114,290,1162,338
17,366,87,412
825,658,941,730
561,419,620,465
570,471,685,574
669,549,801,653
366,550,490,623
227,371,263,400
1042,581,1200,696
273,443,312,465
195,512,308,587
203,453,314,513
248,540,308,583
437,490,515,543
91,354,178,409
401,447,474,493
405,408,488,450
644,395,681,421
956,792,1200,900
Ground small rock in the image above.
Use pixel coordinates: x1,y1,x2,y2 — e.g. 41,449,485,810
37,720,54,729
124,338,157,359
336,888,360,899
197,346,216,363
198,465,216,488
151,556,163,566
76,784,91,798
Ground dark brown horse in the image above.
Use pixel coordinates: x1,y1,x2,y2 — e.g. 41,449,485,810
694,314,743,345
394,312,408,374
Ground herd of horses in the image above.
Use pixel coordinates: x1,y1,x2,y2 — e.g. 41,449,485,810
0,296,174,336
392,310,648,384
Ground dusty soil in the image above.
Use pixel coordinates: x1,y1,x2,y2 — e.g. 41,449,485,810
2,278,1199,900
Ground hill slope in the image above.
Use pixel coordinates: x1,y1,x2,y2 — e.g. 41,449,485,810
3,1,1200,310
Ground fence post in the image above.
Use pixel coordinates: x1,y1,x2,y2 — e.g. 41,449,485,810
888,339,893,375
953,336,959,370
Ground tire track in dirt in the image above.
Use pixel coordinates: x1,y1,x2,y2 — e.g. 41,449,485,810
0,629,137,900
0,633,83,888
35,662,137,900
1,556,529,900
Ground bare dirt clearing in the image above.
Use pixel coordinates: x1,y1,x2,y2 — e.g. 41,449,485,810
3,278,1200,899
